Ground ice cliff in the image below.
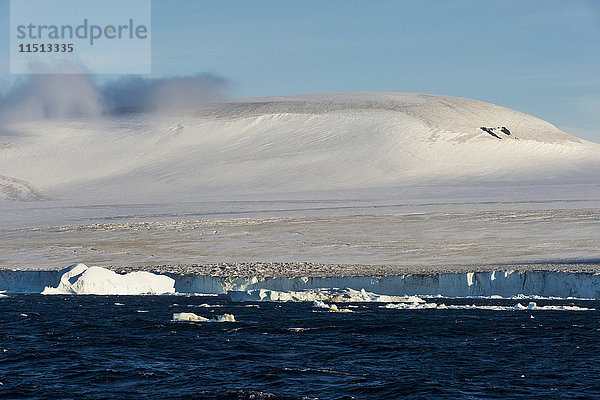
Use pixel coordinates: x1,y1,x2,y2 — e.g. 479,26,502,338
1,265,600,298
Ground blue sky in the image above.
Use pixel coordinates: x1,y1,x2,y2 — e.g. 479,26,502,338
1,0,599,142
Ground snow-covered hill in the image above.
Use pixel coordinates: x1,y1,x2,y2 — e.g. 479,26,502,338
1,92,599,202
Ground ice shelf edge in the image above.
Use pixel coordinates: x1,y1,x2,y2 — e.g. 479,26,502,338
1,269,599,298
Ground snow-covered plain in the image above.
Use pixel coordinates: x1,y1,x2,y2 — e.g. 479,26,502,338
1,209,598,273
1,93,600,296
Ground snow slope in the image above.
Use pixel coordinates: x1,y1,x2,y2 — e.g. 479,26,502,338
1,93,599,203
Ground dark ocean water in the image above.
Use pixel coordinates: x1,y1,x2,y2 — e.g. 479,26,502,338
1,295,599,400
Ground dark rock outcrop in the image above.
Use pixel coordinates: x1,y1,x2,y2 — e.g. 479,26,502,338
480,126,502,139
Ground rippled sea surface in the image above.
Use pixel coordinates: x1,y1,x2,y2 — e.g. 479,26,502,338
1,295,599,399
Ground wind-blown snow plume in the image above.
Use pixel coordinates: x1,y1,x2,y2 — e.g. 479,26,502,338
101,74,230,113
0,62,229,126
0,63,103,123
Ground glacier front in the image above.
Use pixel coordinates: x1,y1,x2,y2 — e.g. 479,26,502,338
2,265,600,298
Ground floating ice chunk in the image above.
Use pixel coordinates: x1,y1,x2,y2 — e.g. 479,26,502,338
524,304,593,311
312,300,329,309
382,302,439,310
288,327,312,332
172,312,236,323
312,300,352,312
173,312,209,322
42,263,175,295
226,287,425,303
474,294,588,301
513,302,537,310
381,302,594,311
213,313,236,322
189,303,221,308
329,305,352,313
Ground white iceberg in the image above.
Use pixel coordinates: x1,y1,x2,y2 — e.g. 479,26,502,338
41,263,175,295
172,312,209,322
380,301,439,310
226,287,425,303
172,312,235,323
312,300,330,309
312,300,353,313
213,313,236,322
